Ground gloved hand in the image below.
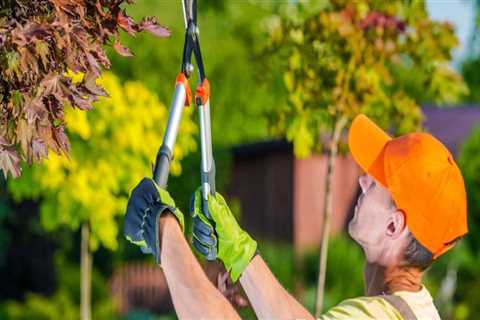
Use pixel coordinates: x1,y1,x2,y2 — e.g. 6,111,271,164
190,188,257,282
124,178,184,264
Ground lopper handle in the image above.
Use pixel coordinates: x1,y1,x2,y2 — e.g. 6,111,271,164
197,79,217,260
199,101,216,199
197,82,215,189
153,74,190,188
153,151,171,188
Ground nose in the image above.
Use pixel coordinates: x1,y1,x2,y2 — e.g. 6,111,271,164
359,174,372,194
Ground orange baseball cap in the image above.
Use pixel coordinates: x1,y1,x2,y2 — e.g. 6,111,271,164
348,114,468,258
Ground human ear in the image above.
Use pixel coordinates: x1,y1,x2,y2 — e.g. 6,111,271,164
386,210,406,238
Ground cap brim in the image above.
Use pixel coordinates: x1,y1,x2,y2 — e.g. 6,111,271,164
348,114,391,186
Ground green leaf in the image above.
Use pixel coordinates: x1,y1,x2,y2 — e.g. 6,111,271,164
284,71,295,91
11,90,23,108
5,51,21,79
35,40,50,69
287,114,314,158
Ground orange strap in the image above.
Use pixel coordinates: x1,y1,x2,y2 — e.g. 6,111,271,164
176,73,192,106
195,78,210,105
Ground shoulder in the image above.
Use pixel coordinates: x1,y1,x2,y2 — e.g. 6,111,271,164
393,286,441,320
318,296,402,320
319,287,441,320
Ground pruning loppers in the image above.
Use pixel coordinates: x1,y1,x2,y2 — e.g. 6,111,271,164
152,0,217,259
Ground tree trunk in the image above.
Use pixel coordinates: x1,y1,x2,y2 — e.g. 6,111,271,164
81,222,92,320
315,116,348,317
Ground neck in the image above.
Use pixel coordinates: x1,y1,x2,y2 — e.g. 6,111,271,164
364,262,423,296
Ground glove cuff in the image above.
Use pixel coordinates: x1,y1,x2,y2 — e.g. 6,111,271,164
153,204,183,265
228,233,258,282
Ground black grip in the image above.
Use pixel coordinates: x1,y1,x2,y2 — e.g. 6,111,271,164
153,146,172,188
209,159,216,195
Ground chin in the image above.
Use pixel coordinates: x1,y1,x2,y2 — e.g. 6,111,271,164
348,221,359,240
364,251,379,264
348,224,369,254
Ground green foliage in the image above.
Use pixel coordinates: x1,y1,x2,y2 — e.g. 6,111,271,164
257,240,296,291
0,180,11,266
244,234,363,314
7,72,197,251
462,58,480,102
458,125,480,256
0,0,170,178
262,0,467,157
0,291,78,320
0,254,117,319
106,0,282,221
477,0,480,28
461,1,480,103
301,233,364,312
425,240,480,320
109,1,277,147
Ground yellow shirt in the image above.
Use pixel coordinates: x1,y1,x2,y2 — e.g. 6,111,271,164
319,286,440,320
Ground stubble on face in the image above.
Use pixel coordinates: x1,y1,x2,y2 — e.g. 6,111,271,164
348,176,396,263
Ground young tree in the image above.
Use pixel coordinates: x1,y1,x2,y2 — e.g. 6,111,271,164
8,73,197,319
262,0,467,315
0,0,169,178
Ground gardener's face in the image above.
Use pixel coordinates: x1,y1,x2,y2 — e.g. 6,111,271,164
348,174,403,263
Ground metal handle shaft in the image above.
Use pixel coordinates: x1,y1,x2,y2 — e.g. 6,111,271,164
153,82,187,188
198,98,215,194
198,96,216,226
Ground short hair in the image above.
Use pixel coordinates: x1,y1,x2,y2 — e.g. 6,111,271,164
403,234,434,271
388,199,434,270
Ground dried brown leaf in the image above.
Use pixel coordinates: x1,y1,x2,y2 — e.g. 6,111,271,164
0,0,169,177
84,73,108,97
16,118,32,157
139,17,170,37
113,40,134,57
53,125,70,155
85,51,102,77
0,146,21,178
117,10,137,36
32,138,48,162
38,125,60,154
35,40,50,69
24,96,48,125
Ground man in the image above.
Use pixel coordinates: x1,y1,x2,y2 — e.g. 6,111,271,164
124,114,468,319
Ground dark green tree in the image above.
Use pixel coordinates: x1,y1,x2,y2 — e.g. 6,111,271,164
461,0,480,102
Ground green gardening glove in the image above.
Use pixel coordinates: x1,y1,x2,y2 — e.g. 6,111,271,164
190,188,257,282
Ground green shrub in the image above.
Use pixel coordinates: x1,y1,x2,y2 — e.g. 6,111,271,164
0,254,117,319
259,240,296,291
301,233,364,312
250,233,364,314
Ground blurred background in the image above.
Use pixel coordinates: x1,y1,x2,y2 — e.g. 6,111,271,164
1,0,480,319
